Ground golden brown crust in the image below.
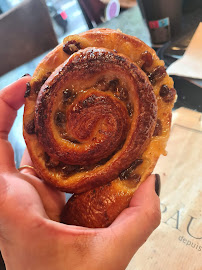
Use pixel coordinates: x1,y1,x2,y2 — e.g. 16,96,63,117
61,181,132,228
23,28,176,228
31,48,157,193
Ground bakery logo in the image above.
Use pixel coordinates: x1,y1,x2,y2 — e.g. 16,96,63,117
160,203,202,252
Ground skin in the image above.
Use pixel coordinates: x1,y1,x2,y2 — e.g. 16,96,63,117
0,77,161,270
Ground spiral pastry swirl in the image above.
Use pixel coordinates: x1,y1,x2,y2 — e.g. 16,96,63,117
23,29,176,227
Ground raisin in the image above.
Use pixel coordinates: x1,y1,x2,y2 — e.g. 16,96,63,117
55,111,66,126
44,153,59,168
63,89,73,102
44,152,50,163
148,66,166,85
61,164,80,175
141,51,153,70
131,159,143,168
153,119,162,136
109,79,119,92
120,159,143,180
159,85,169,97
25,119,35,134
32,81,41,94
24,82,31,98
63,40,81,55
160,85,176,103
63,89,76,105
32,73,51,94
126,102,134,117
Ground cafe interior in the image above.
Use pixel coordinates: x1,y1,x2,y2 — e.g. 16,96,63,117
0,0,201,269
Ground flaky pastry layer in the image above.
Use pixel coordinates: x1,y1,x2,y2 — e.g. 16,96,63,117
23,29,176,227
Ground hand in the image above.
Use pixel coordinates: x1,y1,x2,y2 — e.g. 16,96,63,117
0,77,161,270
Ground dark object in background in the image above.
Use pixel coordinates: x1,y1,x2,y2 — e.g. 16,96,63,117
46,1,68,35
137,0,183,45
172,76,202,112
78,0,106,28
0,0,58,76
78,0,120,29
183,0,202,13
157,28,196,67
157,27,202,113
54,12,67,34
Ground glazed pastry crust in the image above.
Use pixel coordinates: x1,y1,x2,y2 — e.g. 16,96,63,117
23,28,176,228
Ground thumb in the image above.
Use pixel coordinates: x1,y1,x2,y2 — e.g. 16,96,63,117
0,76,31,172
109,174,161,259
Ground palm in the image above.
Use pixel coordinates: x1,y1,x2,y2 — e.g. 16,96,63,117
15,171,66,222
17,146,66,221
0,170,65,229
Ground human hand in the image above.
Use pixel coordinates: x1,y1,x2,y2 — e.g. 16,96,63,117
0,77,161,270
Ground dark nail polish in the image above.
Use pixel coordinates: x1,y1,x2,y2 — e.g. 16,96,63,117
155,174,161,196
21,73,31,77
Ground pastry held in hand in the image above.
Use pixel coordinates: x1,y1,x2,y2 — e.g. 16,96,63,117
23,29,176,228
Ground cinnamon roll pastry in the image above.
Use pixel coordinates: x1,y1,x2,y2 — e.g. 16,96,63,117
23,28,176,228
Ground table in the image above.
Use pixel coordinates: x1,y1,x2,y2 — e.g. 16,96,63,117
98,4,151,46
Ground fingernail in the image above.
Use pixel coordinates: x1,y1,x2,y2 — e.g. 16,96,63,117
21,73,31,77
155,174,161,196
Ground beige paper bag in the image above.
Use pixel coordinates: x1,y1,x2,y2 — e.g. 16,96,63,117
127,107,202,270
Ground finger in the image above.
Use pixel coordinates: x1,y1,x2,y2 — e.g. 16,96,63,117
20,148,38,177
19,172,66,222
0,76,31,139
19,149,66,221
109,175,161,259
20,148,33,167
0,76,31,171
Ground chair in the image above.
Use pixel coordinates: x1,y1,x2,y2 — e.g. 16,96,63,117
0,0,58,76
78,0,106,28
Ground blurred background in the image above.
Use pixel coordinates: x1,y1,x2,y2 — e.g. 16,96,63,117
0,0,138,79
0,0,201,80
0,0,202,269
0,0,136,41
